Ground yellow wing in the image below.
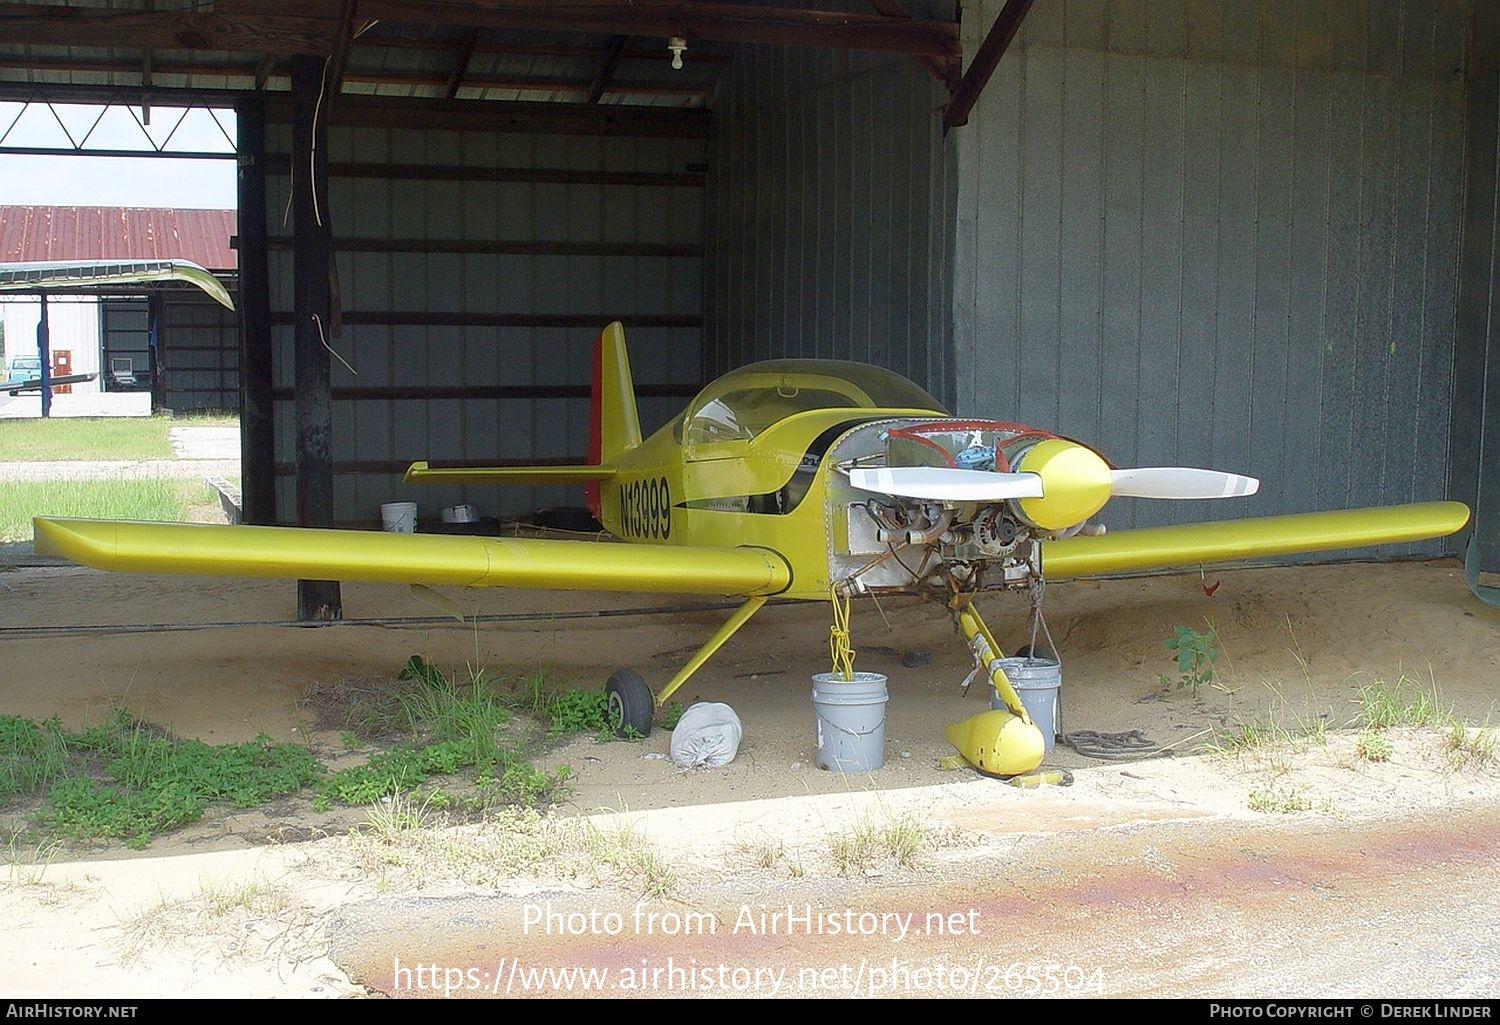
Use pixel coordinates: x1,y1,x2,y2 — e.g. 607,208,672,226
32,518,790,596
1041,501,1470,578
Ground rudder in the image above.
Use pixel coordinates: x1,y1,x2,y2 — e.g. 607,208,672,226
588,321,642,517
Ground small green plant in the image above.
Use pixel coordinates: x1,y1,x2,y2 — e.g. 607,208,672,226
662,702,687,730
547,688,611,738
364,789,433,838
1445,717,1497,771
1247,785,1312,814
1165,622,1219,697
5,830,63,886
394,656,511,770
198,876,291,918
827,815,928,875
511,671,551,718
876,815,926,869
583,819,677,899
829,821,878,876
1355,730,1393,762
732,837,786,871
1355,676,1441,730
0,715,72,802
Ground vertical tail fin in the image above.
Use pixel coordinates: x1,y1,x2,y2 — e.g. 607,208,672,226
587,321,642,517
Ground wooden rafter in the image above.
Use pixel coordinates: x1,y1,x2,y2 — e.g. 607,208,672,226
368,36,730,64
356,1,960,58
864,0,950,87
0,4,339,53
261,92,713,136
445,28,481,99
0,2,956,58
587,35,630,105
254,53,276,90
326,0,359,96
943,0,1032,129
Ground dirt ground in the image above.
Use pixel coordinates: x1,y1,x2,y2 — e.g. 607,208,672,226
3,554,1499,996
3,555,1497,811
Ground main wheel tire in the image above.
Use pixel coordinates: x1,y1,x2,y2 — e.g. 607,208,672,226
604,669,654,739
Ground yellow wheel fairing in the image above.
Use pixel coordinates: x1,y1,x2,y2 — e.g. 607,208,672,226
944,710,1047,777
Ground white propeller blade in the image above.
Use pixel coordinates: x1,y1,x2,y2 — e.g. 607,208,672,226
849,467,1044,502
1109,467,1260,500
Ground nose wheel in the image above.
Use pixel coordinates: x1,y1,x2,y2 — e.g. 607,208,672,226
605,669,654,738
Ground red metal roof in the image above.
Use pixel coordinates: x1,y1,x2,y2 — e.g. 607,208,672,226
0,207,237,272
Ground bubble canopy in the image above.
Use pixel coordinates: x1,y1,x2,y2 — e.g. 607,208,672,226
678,359,947,447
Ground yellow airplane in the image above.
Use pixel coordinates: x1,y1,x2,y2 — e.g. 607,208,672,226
33,322,1471,776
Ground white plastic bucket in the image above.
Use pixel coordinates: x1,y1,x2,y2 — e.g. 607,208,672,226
990,657,1061,751
811,671,888,772
380,501,418,533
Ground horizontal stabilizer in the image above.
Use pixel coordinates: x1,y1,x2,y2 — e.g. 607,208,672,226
1042,501,1471,578
33,518,790,596
404,461,616,486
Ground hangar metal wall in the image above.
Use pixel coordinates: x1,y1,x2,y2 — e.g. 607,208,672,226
952,0,1470,556
160,294,239,413
1453,0,1500,568
261,123,707,525
704,23,958,404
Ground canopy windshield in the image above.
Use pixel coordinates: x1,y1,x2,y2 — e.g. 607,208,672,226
680,359,946,447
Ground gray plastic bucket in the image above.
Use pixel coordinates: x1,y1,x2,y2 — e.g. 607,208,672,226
989,657,1061,751
812,672,888,772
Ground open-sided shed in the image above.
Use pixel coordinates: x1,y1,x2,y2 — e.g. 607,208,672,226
1,0,1495,621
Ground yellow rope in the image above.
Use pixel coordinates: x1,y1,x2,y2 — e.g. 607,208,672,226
829,584,856,680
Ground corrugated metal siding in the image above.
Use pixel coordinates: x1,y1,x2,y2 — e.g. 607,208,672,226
160,293,238,412
704,37,957,403
0,206,237,270
952,0,1469,556
1453,0,1500,568
263,123,706,525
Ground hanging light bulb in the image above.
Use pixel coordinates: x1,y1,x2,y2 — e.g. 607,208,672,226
668,37,687,71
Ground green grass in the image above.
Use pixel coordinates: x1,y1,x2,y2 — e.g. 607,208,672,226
1247,785,1313,814
2,709,323,849
1355,676,1443,730
0,478,218,542
0,416,178,462
1445,716,1498,771
2,658,596,850
316,656,574,809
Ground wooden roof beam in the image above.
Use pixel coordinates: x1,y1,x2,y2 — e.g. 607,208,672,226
943,0,1031,130
262,92,713,136
445,28,481,99
0,4,339,53
864,0,952,87
326,0,359,95
587,35,630,105
356,1,961,58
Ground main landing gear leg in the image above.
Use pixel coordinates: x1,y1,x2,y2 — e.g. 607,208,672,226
604,595,768,738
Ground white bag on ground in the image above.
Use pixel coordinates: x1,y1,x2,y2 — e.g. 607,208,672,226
669,702,743,768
